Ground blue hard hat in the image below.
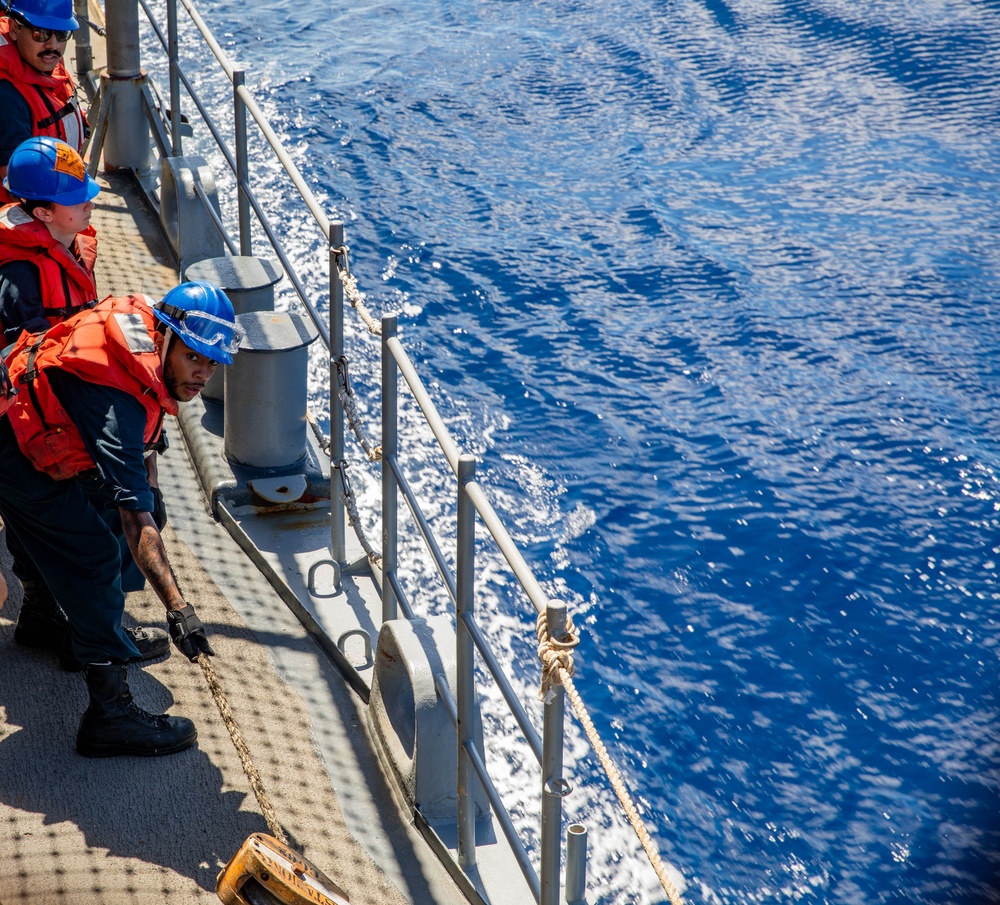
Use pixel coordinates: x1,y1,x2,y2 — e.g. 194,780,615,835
6,0,78,30
3,137,99,205
154,280,242,365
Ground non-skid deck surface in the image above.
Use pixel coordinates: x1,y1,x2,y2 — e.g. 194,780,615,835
0,516,411,905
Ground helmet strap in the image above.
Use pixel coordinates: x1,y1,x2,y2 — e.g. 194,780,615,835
160,326,173,368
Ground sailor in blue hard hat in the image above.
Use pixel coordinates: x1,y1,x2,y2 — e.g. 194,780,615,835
0,282,241,756
154,280,245,368
0,0,87,202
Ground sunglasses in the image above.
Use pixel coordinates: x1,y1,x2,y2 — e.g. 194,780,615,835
14,17,72,42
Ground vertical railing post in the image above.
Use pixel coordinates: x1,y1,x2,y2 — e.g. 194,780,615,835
166,0,181,153
565,824,588,905
541,601,571,905
233,70,252,255
456,453,477,868
103,0,149,171
380,313,399,622
72,0,93,79
329,224,346,564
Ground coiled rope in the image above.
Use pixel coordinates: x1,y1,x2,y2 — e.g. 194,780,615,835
198,653,289,846
536,614,684,905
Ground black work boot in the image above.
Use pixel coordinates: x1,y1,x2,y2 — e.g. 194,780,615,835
76,663,198,758
13,579,67,650
59,626,172,672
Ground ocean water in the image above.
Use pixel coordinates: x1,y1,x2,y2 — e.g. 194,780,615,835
157,0,1000,902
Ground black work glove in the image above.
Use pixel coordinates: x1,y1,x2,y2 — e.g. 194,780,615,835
150,486,167,530
167,603,215,661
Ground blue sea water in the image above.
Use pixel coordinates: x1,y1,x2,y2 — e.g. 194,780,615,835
169,0,1000,902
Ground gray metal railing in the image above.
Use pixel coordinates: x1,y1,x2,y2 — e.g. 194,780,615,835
380,316,575,904
91,1,592,902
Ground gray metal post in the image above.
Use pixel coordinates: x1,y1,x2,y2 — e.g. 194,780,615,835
329,223,346,563
541,601,570,905
380,313,398,622
233,70,252,256
166,0,181,153
456,453,477,868
102,0,149,171
72,0,92,77
565,824,588,905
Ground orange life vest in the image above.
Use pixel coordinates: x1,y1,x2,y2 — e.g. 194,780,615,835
4,294,177,480
0,25,86,205
0,203,98,328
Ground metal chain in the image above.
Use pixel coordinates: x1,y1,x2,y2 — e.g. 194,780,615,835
536,613,684,905
305,412,383,569
333,245,382,336
335,356,382,463
334,459,383,570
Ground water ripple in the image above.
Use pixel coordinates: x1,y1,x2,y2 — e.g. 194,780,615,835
172,0,1000,901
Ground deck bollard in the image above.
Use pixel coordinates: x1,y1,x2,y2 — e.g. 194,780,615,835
223,310,318,469
183,255,283,400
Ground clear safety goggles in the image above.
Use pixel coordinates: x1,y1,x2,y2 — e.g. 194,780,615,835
160,303,244,354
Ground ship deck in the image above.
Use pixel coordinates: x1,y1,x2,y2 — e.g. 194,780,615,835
0,171,470,905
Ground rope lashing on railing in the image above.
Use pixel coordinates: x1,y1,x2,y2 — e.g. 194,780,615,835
536,609,578,703
306,409,332,456
333,245,382,336
197,653,289,846
335,355,382,463
536,613,684,905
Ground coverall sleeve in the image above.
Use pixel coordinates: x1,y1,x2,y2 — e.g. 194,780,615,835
47,370,157,513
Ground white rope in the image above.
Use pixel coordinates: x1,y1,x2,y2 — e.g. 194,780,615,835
334,253,382,335
198,653,289,846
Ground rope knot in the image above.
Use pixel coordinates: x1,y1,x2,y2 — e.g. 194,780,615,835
536,609,578,703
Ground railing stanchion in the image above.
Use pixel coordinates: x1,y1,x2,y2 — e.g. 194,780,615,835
166,0,181,153
565,824,588,905
329,223,346,564
73,0,92,81
103,0,150,171
233,70,251,255
381,314,399,621
456,453,478,867
541,601,570,905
